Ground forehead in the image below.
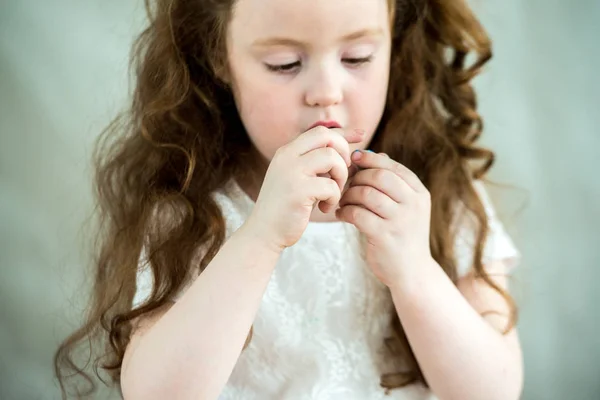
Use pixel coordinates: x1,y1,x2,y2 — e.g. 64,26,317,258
229,0,391,44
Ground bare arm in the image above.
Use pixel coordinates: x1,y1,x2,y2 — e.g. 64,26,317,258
120,127,362,399
389,259,523,400
120,222,282,400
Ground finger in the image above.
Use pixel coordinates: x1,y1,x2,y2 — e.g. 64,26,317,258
331,127,365,145
290,126,359,167
351,150,427,193
335,204,381,236
348,168,411,203
302,147,349,192
309,177,341,214
338,185,397,219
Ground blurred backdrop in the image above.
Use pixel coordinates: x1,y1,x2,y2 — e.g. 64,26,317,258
1,0,599,399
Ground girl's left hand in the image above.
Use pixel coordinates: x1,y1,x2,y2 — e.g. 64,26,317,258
336,150,434,288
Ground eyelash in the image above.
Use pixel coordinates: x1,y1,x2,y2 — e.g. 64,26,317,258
265,56,373,73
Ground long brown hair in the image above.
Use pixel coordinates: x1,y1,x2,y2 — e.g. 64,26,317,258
54,0,517,397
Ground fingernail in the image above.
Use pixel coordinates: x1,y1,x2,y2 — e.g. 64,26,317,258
352,149,362,160
366,150,374,153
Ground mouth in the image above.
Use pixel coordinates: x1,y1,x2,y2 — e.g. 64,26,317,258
308,121,342,130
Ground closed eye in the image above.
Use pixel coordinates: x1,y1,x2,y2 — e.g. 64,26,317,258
265,61,301,73
265,56,373,74
343,56,373,66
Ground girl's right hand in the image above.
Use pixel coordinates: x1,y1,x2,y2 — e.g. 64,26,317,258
245,126,365,252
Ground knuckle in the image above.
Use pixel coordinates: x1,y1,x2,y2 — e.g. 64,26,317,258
373,168,388,183
333,190,342,202
313,125,329,135
370,197,383,212
407,169,420,182
274,145,288,160
325,147,338,158
392,163,405,176
361,186,374,199
324,130,345,147
337,159,349,175
374,197,384,211
410,173,420,185
328,178,340,192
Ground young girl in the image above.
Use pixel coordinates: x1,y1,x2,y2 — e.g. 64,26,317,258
55,0,523,398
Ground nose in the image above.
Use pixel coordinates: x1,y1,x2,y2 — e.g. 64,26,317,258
304,64,343,108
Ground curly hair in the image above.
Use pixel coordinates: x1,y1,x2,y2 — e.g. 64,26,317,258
54,0,517,397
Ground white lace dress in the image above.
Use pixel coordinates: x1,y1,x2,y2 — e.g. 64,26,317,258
133,180,519,400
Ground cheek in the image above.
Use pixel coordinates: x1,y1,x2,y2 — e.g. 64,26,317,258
349,70,389,147
364,57,391,112
236,81,297,159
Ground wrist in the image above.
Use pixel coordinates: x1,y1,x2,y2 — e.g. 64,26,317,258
387,255,440,294
237,219,285,257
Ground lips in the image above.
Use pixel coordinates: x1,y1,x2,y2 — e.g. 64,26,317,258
308,121,342,130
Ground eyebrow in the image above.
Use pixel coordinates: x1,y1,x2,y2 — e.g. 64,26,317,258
251,28,384,48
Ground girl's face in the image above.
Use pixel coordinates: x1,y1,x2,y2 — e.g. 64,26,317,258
226,0,392,164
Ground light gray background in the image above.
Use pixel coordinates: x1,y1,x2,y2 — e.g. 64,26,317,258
1,0,599,399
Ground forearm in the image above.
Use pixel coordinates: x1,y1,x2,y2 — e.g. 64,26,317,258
122,222,281,400
389,259,523,400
